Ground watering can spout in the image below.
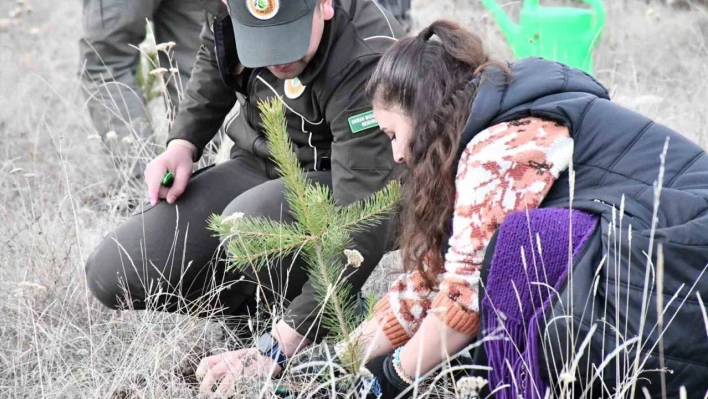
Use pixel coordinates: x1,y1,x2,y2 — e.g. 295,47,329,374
479,0,519,39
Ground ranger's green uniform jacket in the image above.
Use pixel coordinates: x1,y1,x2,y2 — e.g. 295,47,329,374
168,0,404,339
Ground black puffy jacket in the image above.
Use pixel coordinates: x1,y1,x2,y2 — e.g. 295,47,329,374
465,57,708,398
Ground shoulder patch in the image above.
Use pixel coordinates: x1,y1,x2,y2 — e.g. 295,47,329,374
348,110,378,133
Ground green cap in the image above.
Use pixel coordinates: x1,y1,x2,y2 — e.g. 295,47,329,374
227,0,318,68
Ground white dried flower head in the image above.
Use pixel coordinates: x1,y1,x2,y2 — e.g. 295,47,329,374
87,134,101,142
458,377,474,395
105,131,117,141
10,167,23,174
344,249,364,268
121,136,134,145
169,67,179,74
474,376,487,389
17,0,25,4
0,18,10,32
222,212,245,226
458,376,488,397
23,173,36,178
24,5,33,13
9,7,22,19
559,372,576,384
29,27,39,35
150,67,169,76
155,41,176,52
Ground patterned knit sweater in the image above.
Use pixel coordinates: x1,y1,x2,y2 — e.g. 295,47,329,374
373,117,574,347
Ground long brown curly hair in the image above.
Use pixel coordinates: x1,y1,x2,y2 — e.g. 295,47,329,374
366,20,510,286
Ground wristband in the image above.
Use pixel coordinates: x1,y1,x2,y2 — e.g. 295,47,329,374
383,355,412,390
392,347,415,384
257,332,288,368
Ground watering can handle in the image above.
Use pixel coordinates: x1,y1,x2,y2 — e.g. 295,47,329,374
577,0,606,31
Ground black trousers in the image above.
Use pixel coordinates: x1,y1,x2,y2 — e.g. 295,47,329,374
85,154,339,333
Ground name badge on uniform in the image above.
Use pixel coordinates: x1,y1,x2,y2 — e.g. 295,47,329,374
348,110,379,133
284,77,306,99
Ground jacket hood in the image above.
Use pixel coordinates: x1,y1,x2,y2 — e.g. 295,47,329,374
458,57,610,158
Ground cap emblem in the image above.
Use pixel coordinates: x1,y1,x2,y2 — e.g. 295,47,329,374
246,0,279,20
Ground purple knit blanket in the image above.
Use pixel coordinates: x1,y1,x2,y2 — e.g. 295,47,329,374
481,209,597,399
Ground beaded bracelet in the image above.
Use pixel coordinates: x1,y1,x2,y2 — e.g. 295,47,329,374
392,346,416,384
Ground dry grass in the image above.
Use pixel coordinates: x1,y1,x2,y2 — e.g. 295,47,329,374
0,0,707,398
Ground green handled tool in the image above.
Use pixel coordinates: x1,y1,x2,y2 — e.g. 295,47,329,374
161,171,175,187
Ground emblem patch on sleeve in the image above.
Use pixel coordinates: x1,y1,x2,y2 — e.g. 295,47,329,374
348,110,379,133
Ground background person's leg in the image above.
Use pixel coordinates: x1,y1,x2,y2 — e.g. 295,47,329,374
85,155,268,317
152,0,204,109
80,0,159,141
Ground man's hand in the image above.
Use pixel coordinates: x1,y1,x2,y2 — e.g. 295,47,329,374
144,140,196,206
196,348,282,394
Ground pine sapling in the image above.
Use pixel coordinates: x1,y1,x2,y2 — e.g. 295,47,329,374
208,97,399,373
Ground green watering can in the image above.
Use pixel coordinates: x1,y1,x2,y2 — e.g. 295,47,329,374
479,0,606,74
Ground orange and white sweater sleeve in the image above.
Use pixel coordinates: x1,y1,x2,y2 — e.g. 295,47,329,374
373,117,574,348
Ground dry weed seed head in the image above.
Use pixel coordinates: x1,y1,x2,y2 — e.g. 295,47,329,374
155,41,176,52
458,376,488,398
150,68,169,77
344,249,364,268
222,212,245,226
